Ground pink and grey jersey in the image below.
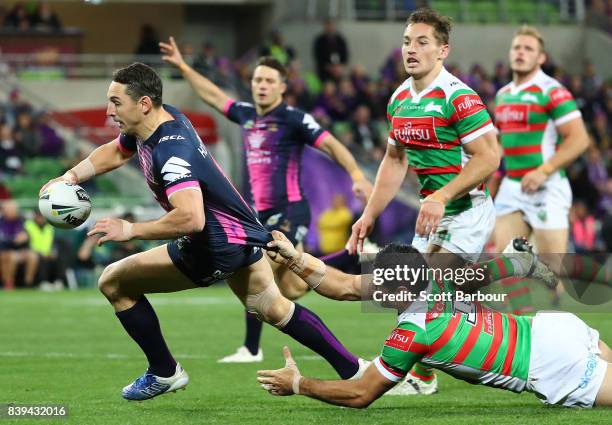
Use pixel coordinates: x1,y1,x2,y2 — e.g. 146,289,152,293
374,279,532,393
495,70,581,180
117,104,271,250
387,67,495,215
223,100,329,211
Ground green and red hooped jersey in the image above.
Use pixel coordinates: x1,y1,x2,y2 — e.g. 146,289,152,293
494,70,581,181
374,278,532,393
386,67,495,215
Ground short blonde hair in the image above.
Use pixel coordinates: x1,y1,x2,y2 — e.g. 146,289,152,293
514,25,545,52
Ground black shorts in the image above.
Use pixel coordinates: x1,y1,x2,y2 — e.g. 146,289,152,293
258,200,311,245
167,236,263,287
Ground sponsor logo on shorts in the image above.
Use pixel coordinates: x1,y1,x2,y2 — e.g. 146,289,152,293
200,269,233,286
537,210,547,222
384,328,416,352
578,352,598,389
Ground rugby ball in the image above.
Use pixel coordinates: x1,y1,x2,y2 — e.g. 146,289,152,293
39,181,92,229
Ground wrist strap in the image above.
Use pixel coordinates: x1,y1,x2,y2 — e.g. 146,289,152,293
287,253,326,289
68,158,96,183
292,373,302,395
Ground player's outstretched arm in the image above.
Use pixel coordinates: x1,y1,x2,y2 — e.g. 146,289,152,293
159,36,231,113
348,143,407,254
88,187,204,244
257,346,393,408
521,117,589,193
316,134,373,202
39,137,134,195
266,230,362,301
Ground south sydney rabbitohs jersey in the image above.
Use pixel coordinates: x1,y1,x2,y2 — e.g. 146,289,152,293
374,279,532,392
495,70,581,181
387,67,495,215
223,100,329,212
117,104,271,250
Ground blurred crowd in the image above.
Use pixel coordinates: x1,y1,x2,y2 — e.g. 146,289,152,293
0,88,65,181
1,1,62,32
0,198,152,290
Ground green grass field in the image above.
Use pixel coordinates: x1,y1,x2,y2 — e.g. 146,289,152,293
1,287,611,424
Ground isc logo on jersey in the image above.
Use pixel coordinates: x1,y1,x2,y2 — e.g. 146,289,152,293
161,156,192,183
452,94,485,120
159,134,186,143
384,328,416,352
392,116,439,148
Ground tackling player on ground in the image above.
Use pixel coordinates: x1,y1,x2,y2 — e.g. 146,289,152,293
160,39,373,363
348,8,499,394
258,233,612,409
493,25,589,312
40,63,367,401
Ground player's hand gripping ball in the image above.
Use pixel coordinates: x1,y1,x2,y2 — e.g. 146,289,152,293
39,181,92,229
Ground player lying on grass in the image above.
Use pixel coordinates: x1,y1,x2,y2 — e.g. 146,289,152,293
257,232,612,408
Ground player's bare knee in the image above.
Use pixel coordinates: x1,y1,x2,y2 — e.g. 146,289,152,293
97,262,123,301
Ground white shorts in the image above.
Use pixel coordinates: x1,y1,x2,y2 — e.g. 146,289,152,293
495,176,572,230
411,197,496,262
528,312,607,408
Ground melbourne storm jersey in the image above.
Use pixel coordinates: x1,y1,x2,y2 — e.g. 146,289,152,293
387,67,495,215
223,100,329,211
374,277,532,393
495,70,581,181
116,104,270,249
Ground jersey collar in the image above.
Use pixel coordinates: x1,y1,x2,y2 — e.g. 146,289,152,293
408,66,449,102
256,101,286,119
509,69,545,95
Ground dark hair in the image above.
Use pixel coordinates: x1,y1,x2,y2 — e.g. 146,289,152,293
406,8,452,45
112,62,163,107
373,243,430,293
254,56,287,81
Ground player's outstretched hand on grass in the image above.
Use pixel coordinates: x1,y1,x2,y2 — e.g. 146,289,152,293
159,36,185,69
257,346,302,396
87,218,134,246
266,230,299,264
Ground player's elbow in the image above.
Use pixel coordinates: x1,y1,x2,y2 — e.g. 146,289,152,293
186,212,205,233
480,148,500,176
177,208,205,234
348,391,376,409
